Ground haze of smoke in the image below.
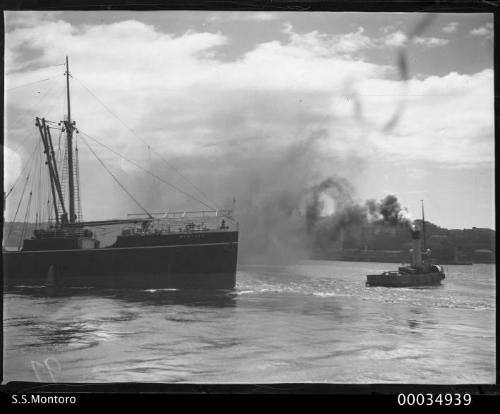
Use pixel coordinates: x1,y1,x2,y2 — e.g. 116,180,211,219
118,133,327,264
121,141,412,264
228,135,324,264
221,167,411,263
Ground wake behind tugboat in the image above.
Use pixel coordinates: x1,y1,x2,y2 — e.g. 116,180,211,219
3,57,238,290
3,261,495,384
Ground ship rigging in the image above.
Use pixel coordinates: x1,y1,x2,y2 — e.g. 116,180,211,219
5,56,234,240
4,57,239,290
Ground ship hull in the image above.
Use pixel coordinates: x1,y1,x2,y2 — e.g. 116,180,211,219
366,271,445,287
3,240,238,290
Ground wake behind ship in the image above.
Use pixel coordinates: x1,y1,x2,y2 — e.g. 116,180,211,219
3,57,239,290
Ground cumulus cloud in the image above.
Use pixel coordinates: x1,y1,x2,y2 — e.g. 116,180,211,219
383,31,408,47
442,21,459,33
281,23,376,55
357,69,493,165
470,22,493,38
413,36,449,47
382,30,449,48
4,12,494,224
208,11,278,22
3,146,22,189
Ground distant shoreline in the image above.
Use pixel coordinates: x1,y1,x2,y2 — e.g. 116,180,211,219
317,257,486,265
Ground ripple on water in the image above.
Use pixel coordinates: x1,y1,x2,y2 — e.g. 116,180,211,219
3,262,495,383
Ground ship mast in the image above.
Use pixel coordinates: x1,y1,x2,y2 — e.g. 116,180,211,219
64,56,77,224
421,199,426,251
36,117,67,225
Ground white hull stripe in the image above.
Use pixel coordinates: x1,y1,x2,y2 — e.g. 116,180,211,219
4,241,238,255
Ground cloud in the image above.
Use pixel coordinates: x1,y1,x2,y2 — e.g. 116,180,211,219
3,146,22,189
334,26,375,53
281,23,376,54
442,21,459,33
4,13,494,223
383,31,408,47
5,15,492,163
381,24,397,35
208,11,279,22
382,30,449,48
413,36,449,47
4,11,62,29
356,69,494,165
470,22,493,38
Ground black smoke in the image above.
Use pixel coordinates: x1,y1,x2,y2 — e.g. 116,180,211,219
375,194,411,226
305,178,412,252
305,176,354,233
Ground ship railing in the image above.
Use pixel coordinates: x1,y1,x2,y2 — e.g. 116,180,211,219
127,209,234,220
122,216,237,236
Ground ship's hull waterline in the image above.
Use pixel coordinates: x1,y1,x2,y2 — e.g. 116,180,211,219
3,240,238,290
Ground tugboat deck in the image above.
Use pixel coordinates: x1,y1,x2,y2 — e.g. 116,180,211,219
366,271,445,287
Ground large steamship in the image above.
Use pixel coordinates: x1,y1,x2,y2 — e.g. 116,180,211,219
3,57,239,290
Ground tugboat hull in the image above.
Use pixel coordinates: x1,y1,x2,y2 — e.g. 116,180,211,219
3,240,238,290
366,271,445,287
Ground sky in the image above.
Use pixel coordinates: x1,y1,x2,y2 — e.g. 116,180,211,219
3,11,495,230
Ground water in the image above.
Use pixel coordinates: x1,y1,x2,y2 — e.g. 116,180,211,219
3,261,495,383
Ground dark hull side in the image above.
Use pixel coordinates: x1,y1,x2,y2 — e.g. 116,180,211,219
366,271,445,287
3,239,238,290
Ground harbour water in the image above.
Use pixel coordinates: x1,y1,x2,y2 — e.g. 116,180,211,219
3,261,495,384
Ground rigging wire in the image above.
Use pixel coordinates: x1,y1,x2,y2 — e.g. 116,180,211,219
6,171,32,241
55,127,64,172
35,139,50,228
6,65,235,232
71,75,218,210
6,76,57,92
35,143,42,229
4,77,64,225
26,151,38,229
78,129,230,217
42,157,52,225
4,139,42,200
79,134,153,219
74,134,83,221
19,190,33,250
6,78,61,156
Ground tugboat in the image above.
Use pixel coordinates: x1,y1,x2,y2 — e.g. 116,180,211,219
3,57,239,290
366,202,445,287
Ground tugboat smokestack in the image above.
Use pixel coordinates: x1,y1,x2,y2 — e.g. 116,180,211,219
410,225,422,268
366,205,445,287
